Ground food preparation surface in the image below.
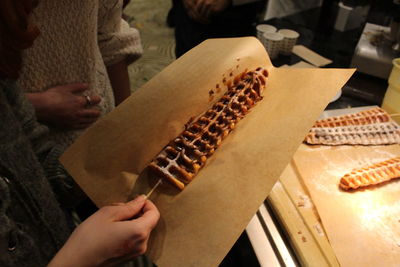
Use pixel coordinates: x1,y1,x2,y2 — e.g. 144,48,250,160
294,144,400,266
266,107,400,266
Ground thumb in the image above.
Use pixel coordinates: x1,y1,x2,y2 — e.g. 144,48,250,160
112,195,146,221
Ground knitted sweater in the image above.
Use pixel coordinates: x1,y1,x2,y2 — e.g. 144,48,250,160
17,0,143,147
0,80,79,266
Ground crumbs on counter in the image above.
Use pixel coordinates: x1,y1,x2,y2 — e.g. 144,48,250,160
297,194,312,208
297,230,306,242
297,201,305,207
313,223,324,236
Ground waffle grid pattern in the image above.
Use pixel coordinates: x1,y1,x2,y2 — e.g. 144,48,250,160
305,107,400,145
148,68,268,190
312,107,390,127
339,157,400,190
306,122,400,145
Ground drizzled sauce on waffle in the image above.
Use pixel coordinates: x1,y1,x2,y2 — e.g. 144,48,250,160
148,67,269,190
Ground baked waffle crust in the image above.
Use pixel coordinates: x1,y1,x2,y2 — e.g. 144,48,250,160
313,107,390,127
305,107,400,145
148,68,269,190
339,157,400,190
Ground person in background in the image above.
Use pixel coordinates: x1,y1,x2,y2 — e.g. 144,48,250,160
16,0,144,230
170,0,266,57
0,1,159,266
19,0,143,147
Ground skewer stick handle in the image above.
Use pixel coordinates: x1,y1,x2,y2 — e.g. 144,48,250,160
145,179,163,199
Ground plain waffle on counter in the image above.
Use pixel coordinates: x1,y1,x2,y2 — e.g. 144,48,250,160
339,157,400,190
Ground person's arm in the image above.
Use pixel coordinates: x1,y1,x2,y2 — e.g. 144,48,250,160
25,83,102,129
107,60,131,106
98,0,143,105
48,195,160,267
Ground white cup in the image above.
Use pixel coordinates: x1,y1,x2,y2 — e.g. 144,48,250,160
263,32,284,59
256,24,277,43
277,29,299,55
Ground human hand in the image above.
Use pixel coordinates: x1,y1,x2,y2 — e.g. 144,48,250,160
48,195,160,267
26,83,102,129
182,0,210,24
195,0,231,20
183,0,232,23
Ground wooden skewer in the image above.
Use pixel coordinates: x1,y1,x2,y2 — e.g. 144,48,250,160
145,179,163,199
390,113,400,117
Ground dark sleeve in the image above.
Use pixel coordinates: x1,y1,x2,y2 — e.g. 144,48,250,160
39,144,86,209
11,83,86,208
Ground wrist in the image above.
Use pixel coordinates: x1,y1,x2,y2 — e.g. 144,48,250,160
48,240,100,267
25,91,51,121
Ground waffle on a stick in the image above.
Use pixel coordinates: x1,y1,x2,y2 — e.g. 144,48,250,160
339,157,400,190
305,107,400,145
148,67,268,190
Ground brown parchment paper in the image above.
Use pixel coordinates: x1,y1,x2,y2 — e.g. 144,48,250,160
294,144,400,267
60,37,355,267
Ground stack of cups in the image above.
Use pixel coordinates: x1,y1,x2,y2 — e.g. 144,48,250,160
277,29,300,55
256,24,300,59
263,32,283,59
256,24,277,44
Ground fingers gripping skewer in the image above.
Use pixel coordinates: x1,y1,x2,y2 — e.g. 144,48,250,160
145,179,163,199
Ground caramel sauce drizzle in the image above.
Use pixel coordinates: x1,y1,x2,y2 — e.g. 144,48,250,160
148,67,269,190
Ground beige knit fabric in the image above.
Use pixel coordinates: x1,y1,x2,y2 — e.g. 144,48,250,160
18,0,143,147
